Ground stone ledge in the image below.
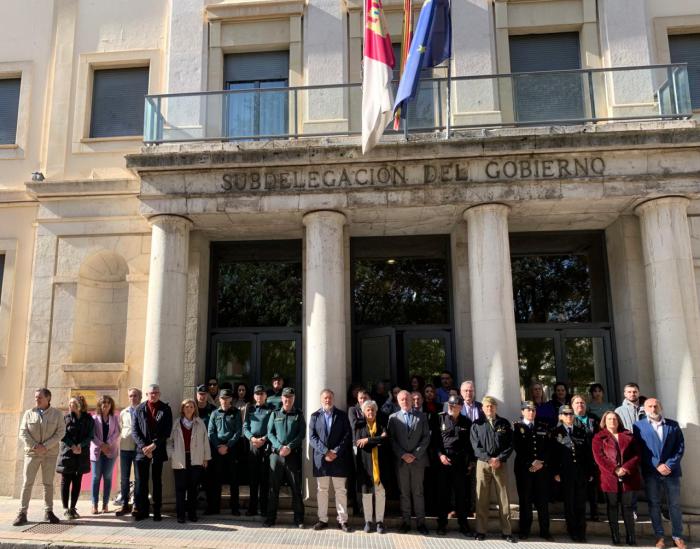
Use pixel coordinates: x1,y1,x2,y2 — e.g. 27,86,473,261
62,363,128,389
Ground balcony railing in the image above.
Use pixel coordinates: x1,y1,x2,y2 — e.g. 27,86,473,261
143,64,692,145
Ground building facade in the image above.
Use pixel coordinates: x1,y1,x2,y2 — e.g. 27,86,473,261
1,0,700,511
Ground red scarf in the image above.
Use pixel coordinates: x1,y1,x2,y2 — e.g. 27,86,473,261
146,401,159,433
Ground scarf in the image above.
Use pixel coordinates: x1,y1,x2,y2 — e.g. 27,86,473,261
181,417,194,430
367,420,380,485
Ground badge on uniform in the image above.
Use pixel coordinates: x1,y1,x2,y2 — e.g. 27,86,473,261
520,427,525,434
441,423,446,431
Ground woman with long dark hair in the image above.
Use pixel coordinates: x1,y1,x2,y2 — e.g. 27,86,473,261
56,395,93,519
90,395,120,514
592,410,641,546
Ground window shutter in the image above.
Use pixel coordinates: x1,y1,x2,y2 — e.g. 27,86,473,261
669,33,700,108
224,51,289,84
509,32,583,123
90,67,149,138
0,78,20,145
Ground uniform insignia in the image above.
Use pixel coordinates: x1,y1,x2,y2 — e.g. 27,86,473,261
441,423,446,431
520,427,525,434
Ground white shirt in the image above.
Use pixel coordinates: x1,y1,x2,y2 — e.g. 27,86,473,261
649,417,664,441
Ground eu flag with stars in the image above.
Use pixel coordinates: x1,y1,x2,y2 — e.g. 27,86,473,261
393,0,451,122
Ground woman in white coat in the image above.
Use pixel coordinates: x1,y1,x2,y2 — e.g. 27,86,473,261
169,398,212,523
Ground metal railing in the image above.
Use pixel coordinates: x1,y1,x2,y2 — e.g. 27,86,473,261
143,64,692,145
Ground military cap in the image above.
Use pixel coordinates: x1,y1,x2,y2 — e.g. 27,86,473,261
521,400,536,411
559,404,574,415
281,387,295,397
196,384,207,393
271,372,283,380
219,388,233,398
253,384,266,394
447,395,464,406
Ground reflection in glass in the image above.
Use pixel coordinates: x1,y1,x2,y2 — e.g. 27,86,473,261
513,72,585,123
518,337,557,399
407,337,446,382
226,80,288,139
261,339,296,389
512,255,591,323
353,258,449,326
216,340,252,388
216,262,302,328
360,335,392,390
565,337,607,396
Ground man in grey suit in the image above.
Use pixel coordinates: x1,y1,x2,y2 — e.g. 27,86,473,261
387,390,430,535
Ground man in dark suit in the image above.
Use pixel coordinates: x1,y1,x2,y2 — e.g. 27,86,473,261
633,398,686,549
131,384,173,521
387,389,431,535
309,389,352,532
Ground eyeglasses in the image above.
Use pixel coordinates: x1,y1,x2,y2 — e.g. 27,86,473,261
562,412,574,416
208,383,218,386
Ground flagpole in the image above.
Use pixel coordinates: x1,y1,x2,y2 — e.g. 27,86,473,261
444,0,452,140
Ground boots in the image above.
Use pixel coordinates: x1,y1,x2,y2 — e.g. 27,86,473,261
610,523,621,545
115,504,132,517
626,532,637,546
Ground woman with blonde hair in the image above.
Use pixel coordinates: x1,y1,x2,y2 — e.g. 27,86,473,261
56,395,93,519
168,398,211,523
90,395,120,514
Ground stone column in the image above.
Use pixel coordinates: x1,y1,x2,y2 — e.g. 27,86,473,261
464,204,521,422
303,211,347,501
635,197,700,513
142,215,193,412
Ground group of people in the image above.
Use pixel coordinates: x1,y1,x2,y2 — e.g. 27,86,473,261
13,374,688,549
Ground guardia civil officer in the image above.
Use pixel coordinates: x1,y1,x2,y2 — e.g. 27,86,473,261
265,387,305,528
243,385,274,516
266,373,284,411
552,404,594,542
435,395,474,537
512,401,553,541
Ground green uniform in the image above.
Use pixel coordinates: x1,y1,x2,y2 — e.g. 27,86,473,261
244,403,275,515
266,390,283,411
207,407,243,513
266,407,305,524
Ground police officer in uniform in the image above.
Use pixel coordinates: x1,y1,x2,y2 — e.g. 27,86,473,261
266,373,284,411
206,388,242,515
512,400,553,541
552,404,594,542
265,387,305,528
243,385,274,516
436,395,474,537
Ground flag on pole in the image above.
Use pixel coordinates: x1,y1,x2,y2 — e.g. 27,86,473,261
392,0,451,126
393,0,414,129
361,0,395,154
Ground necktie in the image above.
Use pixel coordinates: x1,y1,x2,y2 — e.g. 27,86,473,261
404,412,411,432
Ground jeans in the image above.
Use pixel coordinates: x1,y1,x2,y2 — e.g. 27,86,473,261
92,454,117,507
119,450,138,506
645,474,684,540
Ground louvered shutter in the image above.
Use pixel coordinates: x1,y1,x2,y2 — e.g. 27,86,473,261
90,67,149,138
509,32,584,123
224,52,289,83
669,34,700,109
0,78,20,145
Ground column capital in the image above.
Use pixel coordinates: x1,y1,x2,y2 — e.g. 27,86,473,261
147,214,194,230
634,196,689,217
462,203,511,222
302,210,347,227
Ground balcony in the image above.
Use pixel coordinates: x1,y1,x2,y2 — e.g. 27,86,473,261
143,64,693,145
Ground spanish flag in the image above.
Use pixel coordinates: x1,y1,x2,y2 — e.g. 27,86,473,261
362,0,395,154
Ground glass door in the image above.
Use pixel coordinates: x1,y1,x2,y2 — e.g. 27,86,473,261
356,328,396,391
259,332,302,393
211,334,254,390
402,330,451,384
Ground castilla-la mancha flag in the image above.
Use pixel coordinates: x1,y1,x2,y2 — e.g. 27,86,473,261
362,0,395,154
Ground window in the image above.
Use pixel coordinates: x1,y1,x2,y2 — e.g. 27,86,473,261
224,51,289,139
391,43,439,130
509,32,584,123
669,33,700,109
89,67,149,138
0,78,20,145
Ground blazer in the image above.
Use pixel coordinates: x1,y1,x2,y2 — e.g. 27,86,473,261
132,400,173,462
168,417,212,469
387,408,430,467
90,413,120,461
308,407,352,477
56,412,94,475
551,423,594,479
353,417,390,492
592,429,641,492
633,417,684,478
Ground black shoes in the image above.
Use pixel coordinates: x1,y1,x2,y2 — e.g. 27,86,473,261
376,521,386,534
363,521,373,533
502,534,517,543
399,522,411,533
45,511,60,524
296,522,305,529
177,516,186,524
459,525,471,537
475,533,486,541
188,513,198,522
541,534,554,541
245,509,256,517
263,518,275,527
115,504,132,517
437,526,447,536
231,509,241,516
203,509,218,516
339,522,351,533
313,521,328,531
12,512,27,527
416,524,429,535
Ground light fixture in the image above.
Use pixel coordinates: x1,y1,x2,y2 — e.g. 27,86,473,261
386,258,396,265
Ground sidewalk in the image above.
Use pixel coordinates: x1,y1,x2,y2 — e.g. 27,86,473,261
0,498,697,549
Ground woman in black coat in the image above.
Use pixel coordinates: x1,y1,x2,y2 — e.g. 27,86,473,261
353,400,390,534
56,395,94,519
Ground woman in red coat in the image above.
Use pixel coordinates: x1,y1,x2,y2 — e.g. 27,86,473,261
592,410,641,546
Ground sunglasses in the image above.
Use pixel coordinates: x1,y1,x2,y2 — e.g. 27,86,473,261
562,412,574,416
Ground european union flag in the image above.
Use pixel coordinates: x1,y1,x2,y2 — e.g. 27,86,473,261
393,0,451,122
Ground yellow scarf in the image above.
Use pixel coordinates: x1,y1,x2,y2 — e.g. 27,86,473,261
367,420,380,485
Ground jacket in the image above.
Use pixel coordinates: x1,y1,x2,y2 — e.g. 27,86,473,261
56,412,94,475
512,419,552,470
119,407,136,451
470,415,513,463
615,399,645,431
168,417,212,468
551,423,594,479
308,407,352,477
91,414,120,461
208,407,242,449
436,412,474,465
592,429,641,492
386,409,430,467
267,408,305,453
132,400,173,462
19,406,65,457
243,403,274,440
353,416,390,492
633,417,684,478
